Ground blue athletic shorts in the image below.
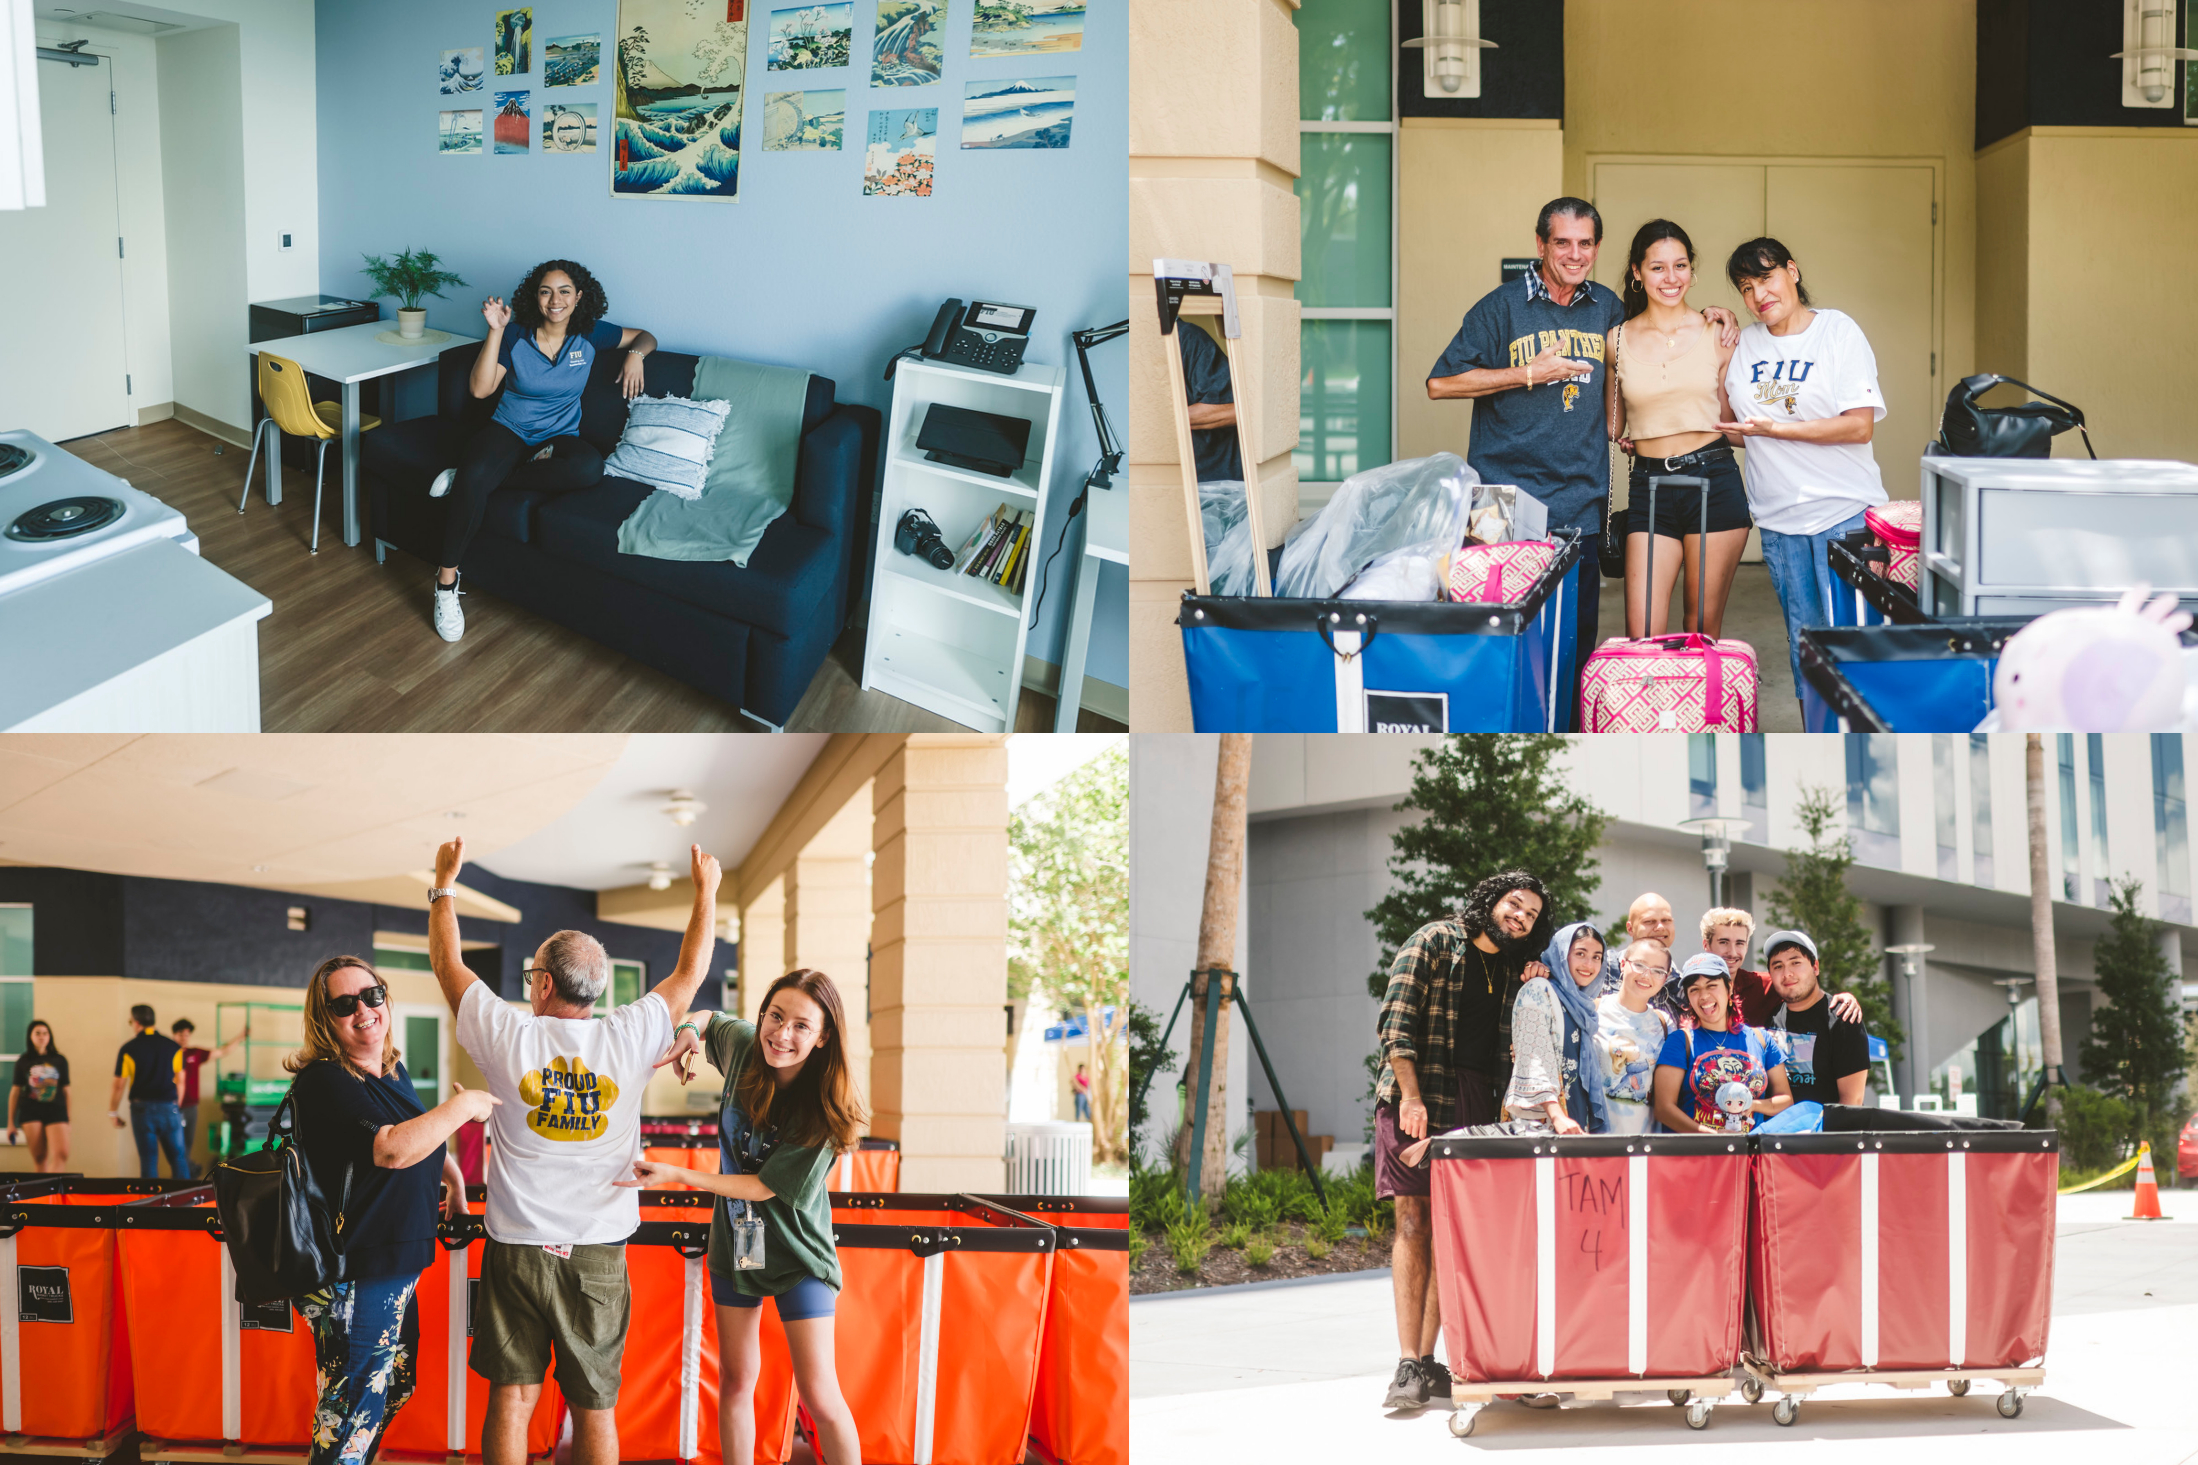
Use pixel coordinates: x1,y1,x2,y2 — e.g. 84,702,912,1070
709,1271,837,1321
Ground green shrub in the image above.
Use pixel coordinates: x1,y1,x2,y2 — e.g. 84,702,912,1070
1304,1235,1332,1259
1166,1215,1213,1274
1245,1232,1277,1267
1128,1231,1149,1269
1310,1204,1349,1246
1218,1220,1251,1250
2057,1085,2138,1173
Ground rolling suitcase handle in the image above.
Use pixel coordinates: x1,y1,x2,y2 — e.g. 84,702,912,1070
1643,473,1734,728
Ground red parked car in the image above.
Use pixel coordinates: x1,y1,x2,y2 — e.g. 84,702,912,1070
2180,1112,2198,1186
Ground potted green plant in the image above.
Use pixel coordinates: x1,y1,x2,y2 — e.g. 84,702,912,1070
360,248,468,339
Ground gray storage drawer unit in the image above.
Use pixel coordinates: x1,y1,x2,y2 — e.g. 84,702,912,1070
1919,455,2198,618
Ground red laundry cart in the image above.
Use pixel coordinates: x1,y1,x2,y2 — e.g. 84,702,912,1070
974,1195,1126,1465
1429,1132,1752,1435
0,1177,209,1449
1746,1127,2058,1423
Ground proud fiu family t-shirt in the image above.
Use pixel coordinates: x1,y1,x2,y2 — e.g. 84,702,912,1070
456,980,670,1246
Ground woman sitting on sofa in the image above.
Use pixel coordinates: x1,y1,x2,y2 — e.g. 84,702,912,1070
425,259,659,642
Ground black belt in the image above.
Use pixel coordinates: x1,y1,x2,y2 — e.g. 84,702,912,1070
1632,442,1735,474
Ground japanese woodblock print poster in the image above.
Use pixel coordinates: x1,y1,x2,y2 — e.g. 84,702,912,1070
871,0,943,87
769,4,852,70
495,8,532,74
613,0,749,200
494,90,531,152
762,89,844,149
969,0,1083,57
440,47,485,94
546,34,601,85
543,101,598,152
863,106,935,195
439,108,483,153
961,76,1071,147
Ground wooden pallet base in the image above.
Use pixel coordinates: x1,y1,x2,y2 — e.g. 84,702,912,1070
1448,1375,1737,1405
0,1426,136,1461
141,1447,550,1465
1741,1364,2045,1395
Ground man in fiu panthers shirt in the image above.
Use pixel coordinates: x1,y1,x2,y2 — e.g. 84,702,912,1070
1429,198,1737,724
431,836,721,1465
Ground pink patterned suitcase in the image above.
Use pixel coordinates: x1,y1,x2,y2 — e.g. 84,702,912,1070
1448,541,1556,604
1578,633,1759,731
1862,501,1921,590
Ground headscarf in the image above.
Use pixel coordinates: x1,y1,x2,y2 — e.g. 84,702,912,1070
1542,920,1609,1133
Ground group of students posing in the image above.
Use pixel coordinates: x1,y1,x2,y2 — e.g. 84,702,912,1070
233,838,863,1465
1369,871,1875,1412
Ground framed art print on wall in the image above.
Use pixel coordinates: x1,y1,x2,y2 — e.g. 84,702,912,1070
612,0,750,199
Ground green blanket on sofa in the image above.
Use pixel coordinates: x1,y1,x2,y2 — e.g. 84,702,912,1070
615,354,813,566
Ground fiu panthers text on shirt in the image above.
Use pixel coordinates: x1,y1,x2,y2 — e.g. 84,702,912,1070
519,1055,619,1141
1507,329,1605,412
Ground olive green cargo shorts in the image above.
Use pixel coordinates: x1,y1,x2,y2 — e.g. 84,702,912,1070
469,1239,632,1410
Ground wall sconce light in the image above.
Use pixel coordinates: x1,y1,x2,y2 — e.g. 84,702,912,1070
1402,0,1495,101
2114,0,2198,107
287,906,310,932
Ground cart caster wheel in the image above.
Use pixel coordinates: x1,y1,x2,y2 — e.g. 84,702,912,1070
1686,1400,1712,1430
1948,1378,1970,1397
1997,1390,2023,1419
1740,1377,1763,1405
1448,1409,1477,1438
1668,1388,1691,1406
1772,1397,1800,1427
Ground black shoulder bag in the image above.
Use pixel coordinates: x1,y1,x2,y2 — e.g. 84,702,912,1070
1600,321,1630,578
212,1088,351,1303
1936,373,2095,460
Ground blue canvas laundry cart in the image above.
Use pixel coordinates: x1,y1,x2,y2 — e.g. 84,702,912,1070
1178,533,1583,732
1826,533,1928,628
1796,618,2031,731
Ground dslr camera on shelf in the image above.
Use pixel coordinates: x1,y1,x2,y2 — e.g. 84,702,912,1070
894,507,954,570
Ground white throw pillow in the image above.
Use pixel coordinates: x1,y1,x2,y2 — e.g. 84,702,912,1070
603,395,733,501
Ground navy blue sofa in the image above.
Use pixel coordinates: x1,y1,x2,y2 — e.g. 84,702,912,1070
362,342,880,727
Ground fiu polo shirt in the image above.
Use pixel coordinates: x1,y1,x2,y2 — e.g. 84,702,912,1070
490,319,627,444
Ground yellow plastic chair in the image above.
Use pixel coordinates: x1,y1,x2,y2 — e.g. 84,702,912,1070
238,352,382,553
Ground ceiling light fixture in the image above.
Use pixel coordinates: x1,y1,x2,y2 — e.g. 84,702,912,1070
662,790,707,828
648,862,673,892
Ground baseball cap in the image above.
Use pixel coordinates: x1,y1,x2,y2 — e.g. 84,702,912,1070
1676,952,1730,988
1763,930,1818,963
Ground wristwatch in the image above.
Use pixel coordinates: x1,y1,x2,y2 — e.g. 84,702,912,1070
428,887,457,904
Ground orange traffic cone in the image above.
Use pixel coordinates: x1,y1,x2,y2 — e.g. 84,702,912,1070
2127,1140,2166,1221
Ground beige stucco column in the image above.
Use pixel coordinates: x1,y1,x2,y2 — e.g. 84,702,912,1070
782,787,875,1122
738,875,785,1022
1129,0,1303,729
869,734,1010,1191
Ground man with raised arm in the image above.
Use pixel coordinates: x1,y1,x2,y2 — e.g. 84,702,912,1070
428,836,721,1465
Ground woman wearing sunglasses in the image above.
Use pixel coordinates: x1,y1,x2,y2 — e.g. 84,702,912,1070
282,956,500,1465
617,969,867,1465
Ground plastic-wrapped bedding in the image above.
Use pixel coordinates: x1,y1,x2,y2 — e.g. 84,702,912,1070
1275,453,1479,601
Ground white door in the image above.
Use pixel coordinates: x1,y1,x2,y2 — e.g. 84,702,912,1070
0,53,132,442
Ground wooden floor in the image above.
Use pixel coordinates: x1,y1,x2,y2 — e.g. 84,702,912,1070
65,420,1125,734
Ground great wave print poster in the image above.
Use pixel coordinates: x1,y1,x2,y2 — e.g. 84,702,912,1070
612,0,749,200
440,47,484,95
961,75,1072,148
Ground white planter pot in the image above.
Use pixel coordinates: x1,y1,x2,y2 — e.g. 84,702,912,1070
396,308,427,338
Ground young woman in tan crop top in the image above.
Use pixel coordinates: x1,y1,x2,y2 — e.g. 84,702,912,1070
1605,220,1749,639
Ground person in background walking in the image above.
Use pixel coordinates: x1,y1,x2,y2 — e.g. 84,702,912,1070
7,1020,72,1172
285,956,485,1465
1371,870,1554,1412
109,1005,188,1179
172,1016,250,1176
1072,1062,1092,1123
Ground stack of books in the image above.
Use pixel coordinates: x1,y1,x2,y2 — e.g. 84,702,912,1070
949,503,1035,595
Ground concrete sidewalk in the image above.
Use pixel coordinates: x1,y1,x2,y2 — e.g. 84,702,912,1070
1131,1193,2198,1463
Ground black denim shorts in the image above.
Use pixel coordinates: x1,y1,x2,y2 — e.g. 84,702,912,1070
1626,449,1752,538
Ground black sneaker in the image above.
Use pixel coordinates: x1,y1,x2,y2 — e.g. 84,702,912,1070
1383,1357,1425,1411
1420,1355,1454,1400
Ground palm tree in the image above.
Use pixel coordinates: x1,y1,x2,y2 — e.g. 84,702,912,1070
1175,735,1252,1199
2025,734,2066,1121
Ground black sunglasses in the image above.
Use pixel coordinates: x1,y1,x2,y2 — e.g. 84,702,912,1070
327,984,390,1018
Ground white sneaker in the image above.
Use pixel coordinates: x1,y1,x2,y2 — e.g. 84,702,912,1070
429,468,455,499
432,578,464,641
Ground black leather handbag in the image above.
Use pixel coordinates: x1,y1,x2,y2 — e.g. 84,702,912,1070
1936,373,2095,460
212,1090,350,1303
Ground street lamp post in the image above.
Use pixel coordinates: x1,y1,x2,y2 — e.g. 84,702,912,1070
1885,942,1936,1107
1678,817,1755,910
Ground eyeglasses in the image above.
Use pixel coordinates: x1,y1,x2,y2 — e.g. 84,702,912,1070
326,984,389,1018
524,966,555,985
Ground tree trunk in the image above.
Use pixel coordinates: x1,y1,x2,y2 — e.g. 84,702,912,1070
1083,1000,1126,1164
1177,734,1253,1200
2025,735,2065,1123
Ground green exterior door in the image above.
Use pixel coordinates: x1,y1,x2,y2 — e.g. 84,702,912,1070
405,1014,440,1108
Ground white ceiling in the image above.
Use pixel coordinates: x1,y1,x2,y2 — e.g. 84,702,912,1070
476,735,829,892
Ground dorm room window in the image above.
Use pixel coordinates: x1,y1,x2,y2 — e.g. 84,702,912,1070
1844,735,1900,868
1932,735,1958,880
1295,0,1395,495
2088,734,2111,908
2057,735,2080,901
1969,734,1995,889
2155,735,2190,924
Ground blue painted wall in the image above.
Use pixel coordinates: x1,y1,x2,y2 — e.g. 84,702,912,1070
313,0,1126,694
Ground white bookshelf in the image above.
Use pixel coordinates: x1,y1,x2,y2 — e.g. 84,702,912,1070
863,356,1066,732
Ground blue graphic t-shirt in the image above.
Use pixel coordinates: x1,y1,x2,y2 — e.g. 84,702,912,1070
491,318,627,443
1655,1024,1782,1128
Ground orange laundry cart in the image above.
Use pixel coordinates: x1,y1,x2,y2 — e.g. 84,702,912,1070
973,1195,1125,1465
620,1192,800,1465
641,1117,724,1192
0,1177,210,1445
827,1139,900,1194
755,1194,1054,1465
380,1192,566,1461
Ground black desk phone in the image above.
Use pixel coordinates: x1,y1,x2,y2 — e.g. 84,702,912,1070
918,298,1035,374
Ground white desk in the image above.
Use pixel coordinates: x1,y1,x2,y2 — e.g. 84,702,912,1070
1052,485,1126,730
246,321,482,547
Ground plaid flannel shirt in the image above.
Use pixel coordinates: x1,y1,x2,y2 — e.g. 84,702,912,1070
1374,917,1522,1133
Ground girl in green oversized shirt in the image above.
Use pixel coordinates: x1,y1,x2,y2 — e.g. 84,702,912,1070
620,969,867,1465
